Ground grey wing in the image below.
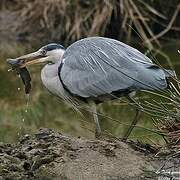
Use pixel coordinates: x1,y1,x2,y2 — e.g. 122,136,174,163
60,37,167,98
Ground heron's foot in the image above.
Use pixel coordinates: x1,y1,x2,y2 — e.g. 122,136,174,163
95,128,102,138
95,131,119,142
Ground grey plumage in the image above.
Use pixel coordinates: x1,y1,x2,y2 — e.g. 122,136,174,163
60,37,169,99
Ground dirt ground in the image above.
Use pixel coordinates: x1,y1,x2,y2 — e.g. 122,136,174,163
1,128,174,180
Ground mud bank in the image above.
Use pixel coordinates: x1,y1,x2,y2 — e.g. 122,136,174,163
0,128,177,180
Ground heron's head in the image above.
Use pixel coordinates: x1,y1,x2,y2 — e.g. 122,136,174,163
7,43,65,68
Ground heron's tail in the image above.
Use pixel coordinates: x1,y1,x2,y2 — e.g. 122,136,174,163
163,69,176,78
163,69,178,90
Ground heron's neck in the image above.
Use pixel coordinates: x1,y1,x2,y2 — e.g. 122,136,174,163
41,61,67,98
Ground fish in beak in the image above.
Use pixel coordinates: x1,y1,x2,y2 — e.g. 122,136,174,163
7,51,47,68
6,51,46,95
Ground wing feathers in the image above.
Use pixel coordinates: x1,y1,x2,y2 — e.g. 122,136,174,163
60,37,167,98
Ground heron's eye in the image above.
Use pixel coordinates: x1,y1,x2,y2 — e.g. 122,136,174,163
48,62,55,65
41,49,47,56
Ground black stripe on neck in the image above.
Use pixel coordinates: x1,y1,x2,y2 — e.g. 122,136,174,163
58,62,87,102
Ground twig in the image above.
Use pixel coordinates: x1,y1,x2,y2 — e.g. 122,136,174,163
147,3,180,43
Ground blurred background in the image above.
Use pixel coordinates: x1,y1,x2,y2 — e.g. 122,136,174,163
0,0,179,143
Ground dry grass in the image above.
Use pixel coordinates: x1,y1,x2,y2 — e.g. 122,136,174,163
142,81,180,146
0,0,179,47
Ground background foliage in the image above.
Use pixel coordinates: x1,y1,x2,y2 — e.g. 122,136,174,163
0,0,179,143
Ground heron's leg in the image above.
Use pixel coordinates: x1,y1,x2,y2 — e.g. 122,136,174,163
123,109,141,140
123,96,142,140
88,100,101,136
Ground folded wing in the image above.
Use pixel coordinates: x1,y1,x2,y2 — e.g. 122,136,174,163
60,37,167,98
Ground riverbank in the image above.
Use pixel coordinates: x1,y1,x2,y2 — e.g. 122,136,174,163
0,128,179,180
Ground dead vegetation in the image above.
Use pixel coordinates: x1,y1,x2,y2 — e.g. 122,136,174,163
0,0,179,47
140,81,180,148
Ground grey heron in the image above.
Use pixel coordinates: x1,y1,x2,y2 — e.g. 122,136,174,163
7,37,174,139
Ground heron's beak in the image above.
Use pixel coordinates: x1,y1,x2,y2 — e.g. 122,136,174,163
7,51,47,68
